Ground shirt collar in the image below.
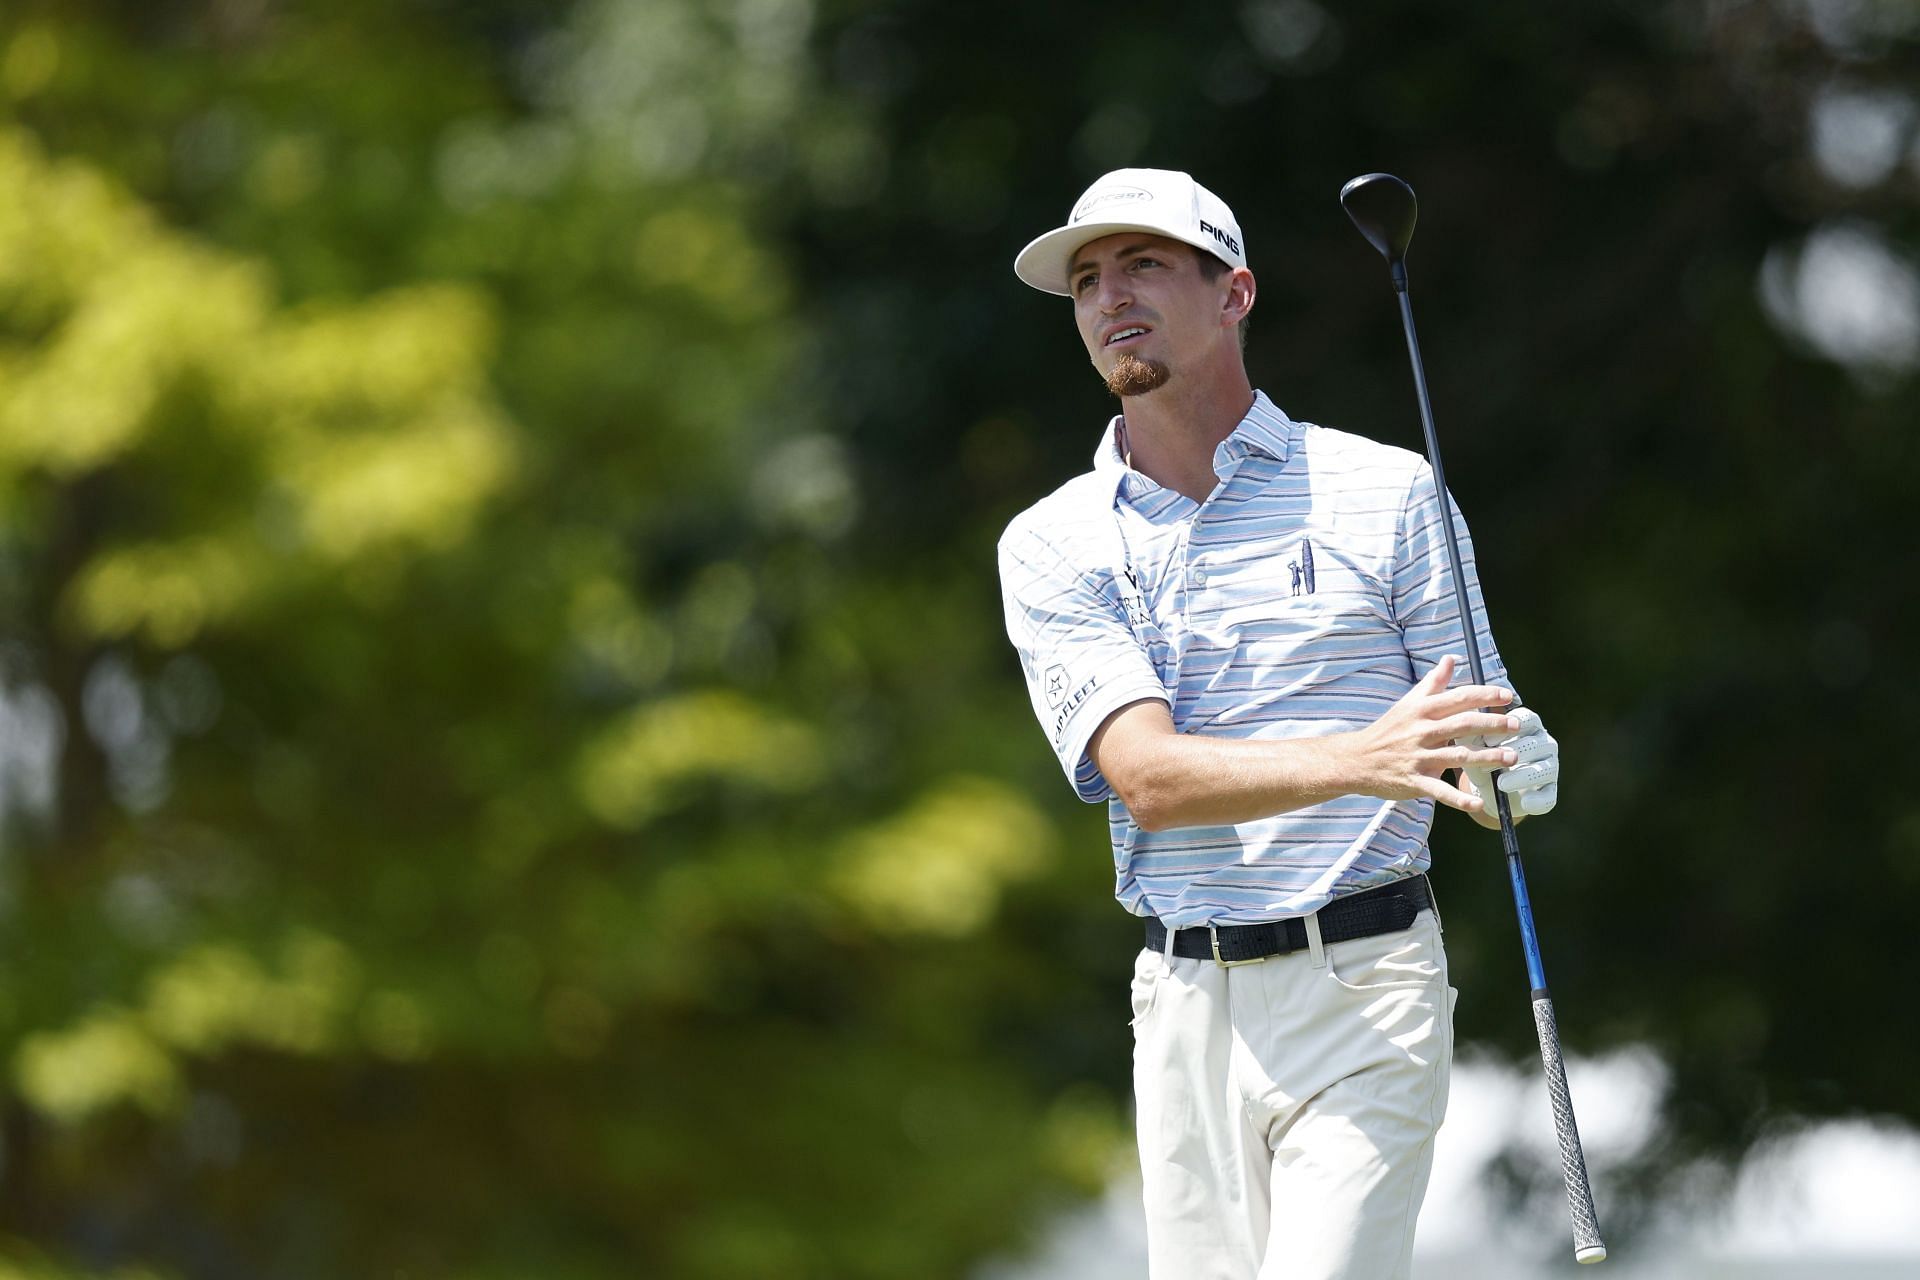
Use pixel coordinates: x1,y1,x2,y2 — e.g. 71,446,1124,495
1092,390,1299,495
1231,390,1298,464
1092,414,1150,501
1093,414,1127,474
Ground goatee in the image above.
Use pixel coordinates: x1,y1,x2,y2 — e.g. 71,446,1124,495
1105,353,1171,398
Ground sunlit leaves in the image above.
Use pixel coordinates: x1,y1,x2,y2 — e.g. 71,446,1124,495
0,1256,162,1280
832,775,1055,937
13,1009,180,1122
632,206,791,322
574,689,821,828
143,932,358,1058
12,930,361,1124
0,133,267,476
0,130,513,647
0,2,1116,1276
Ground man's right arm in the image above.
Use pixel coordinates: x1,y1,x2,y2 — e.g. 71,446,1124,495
1090,654,1522,832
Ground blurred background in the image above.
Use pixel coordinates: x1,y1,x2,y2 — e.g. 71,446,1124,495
1,1,1916,1277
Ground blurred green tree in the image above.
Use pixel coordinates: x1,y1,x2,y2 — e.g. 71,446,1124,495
0,3,1109,1277
1,0,1918,1276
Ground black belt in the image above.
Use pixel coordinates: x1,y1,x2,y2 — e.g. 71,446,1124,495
1144,874,1433,966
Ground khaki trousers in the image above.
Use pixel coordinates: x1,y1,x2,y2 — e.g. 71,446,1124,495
1129,908,1455,1280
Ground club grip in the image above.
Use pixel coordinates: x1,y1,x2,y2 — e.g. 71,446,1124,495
1532,994,1608,1263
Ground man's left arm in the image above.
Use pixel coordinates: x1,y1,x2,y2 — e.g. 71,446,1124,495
1390,462,1560,827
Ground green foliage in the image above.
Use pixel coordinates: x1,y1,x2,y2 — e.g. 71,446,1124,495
0,0,1917,1276
0,3,1091,1276
0,1244,163,1280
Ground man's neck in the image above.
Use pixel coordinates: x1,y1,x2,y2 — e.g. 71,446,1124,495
1118,367,1257,504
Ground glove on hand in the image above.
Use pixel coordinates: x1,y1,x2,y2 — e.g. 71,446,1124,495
1463,706,1559,817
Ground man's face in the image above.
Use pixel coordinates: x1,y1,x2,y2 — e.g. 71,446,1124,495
1069,233,1230,397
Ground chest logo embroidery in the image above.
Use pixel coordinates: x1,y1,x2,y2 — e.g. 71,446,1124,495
1118,565,1153,628
1287,538,1317,596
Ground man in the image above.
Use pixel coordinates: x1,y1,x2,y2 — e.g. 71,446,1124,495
996,168,1560,1280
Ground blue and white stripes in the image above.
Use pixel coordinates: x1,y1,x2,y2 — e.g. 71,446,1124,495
998,392,1512,927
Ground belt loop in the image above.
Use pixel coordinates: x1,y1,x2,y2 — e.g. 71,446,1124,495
1305,911,1327,969
1163,922,1178,961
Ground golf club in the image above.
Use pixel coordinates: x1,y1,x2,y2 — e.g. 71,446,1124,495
1341,171,1608,1266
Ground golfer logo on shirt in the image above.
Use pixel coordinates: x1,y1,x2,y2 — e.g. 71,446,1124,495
1288,538,1316,595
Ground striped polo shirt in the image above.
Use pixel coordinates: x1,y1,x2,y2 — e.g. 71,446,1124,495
997,391,1513,927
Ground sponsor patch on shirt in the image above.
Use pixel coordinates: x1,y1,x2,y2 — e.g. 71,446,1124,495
1048,672,1099,746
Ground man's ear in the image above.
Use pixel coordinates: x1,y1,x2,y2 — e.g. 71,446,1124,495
1223,266,1256,328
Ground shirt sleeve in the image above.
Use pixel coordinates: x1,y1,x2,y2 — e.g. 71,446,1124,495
998,522,1170,802
1391,462,1517,697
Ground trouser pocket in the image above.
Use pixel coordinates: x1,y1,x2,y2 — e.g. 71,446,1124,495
1129,947,1167,1027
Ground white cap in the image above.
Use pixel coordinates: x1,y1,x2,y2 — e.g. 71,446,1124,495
1013,167,1248,296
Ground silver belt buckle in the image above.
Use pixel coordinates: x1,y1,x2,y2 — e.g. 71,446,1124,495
1209,923,1263,967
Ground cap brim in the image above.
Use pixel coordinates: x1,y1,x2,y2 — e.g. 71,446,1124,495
1013,220,1219,296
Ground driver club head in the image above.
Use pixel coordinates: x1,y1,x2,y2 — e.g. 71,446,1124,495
1340,173,1418,265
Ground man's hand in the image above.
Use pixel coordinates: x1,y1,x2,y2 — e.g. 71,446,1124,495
1087,656,1529,832
1460,706,1559,826
1339,655,1520,815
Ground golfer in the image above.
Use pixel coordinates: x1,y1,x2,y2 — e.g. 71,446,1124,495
997,168,1562,1280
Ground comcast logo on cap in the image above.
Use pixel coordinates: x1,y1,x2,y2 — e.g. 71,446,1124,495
1072,186,1153,222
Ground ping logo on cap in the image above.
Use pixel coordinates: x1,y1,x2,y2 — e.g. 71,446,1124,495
1072,186,1153,222
1200,219,1241,256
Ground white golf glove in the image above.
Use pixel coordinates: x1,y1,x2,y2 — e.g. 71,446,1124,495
1463,705,1559,817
